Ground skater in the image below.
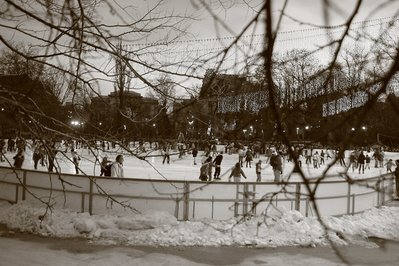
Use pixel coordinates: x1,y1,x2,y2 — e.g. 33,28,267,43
255,160,264,182
358,151,366,174
320,150,325,165
0,139,5,162
100,156,111,176
385,159,395,173
47,144,57,172
13,150,24,169
270,150,283,183
338,149,346,167
394,160,399,200
111,154,124,178
192,144,198,165
373,149,380,168
162,143,171,164
245,149,253,168
313,151,320,168
199,157,212,181
229,162,247,182
365,154,371,170
238,147,245,167
32,147,41,170
71,149,81,174
379,149,385,168
213,152,223,180
305,148,312,165
349,151,357,172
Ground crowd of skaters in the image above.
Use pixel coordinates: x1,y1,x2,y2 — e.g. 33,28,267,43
1,137,399,198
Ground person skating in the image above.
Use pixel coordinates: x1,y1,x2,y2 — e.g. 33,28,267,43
349,151,357,172
270,150,283,183
245,149,253,168
320,150,325,165
365,154,371,170
199,157,212,181
238,147,245,167
162,143,171,164
357,151,366,174
111,154,124,178
47,143,57,172
255,160,265,182
100,156,111,176
71,149,81,174
13,150,24,169
213,152,223,180
394,160,399,200
385,159,395,173
229,162,247,182
313,151,320,168
0,139,5,162
32,147,41,170
192,144,198,165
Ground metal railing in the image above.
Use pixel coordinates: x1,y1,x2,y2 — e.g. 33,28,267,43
0,166,394,220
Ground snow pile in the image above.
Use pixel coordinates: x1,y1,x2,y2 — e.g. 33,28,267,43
1,201,399,247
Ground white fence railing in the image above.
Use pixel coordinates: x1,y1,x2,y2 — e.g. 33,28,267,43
0,166,394,220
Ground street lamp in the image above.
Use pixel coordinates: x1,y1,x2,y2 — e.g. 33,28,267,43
71,120,80,126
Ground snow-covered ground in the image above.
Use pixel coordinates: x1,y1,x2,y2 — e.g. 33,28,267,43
1,201,399,249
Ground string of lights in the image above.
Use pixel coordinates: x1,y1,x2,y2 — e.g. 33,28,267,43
121,16,397,48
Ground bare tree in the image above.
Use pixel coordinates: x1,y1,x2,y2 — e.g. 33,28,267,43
0,1,399,263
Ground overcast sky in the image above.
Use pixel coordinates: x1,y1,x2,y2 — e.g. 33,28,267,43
1,0,398,96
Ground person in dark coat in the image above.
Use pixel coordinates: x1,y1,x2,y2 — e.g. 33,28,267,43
192,144,198,165
199,157,212,181
270,150,283,182
100,156,111,176
47,144,58,172
357,151,366,174
213,152,223,180
0,139,5,162
32,147,41,170
13,150,24,169
394,160,399,200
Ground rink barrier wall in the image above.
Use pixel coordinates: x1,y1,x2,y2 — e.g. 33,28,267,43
0,166,395,220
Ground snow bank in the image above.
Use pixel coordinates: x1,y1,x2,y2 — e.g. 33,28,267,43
0,201,398,248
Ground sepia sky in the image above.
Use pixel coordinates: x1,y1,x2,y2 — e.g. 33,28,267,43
0,0,398,96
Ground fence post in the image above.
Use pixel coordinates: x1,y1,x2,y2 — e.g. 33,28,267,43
211,196,214,219
347,182,351,214
174,198,179,219
305,198,309,217
22,170,27,201
81,193,85,213
183,182,190,221
381,178,385,206
15,184,19,203
243,184,248,216
234,184,239,217
388,176,394,201
295,183,301,211
351,194,355,215
89,177,93,215
252,183,257,216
